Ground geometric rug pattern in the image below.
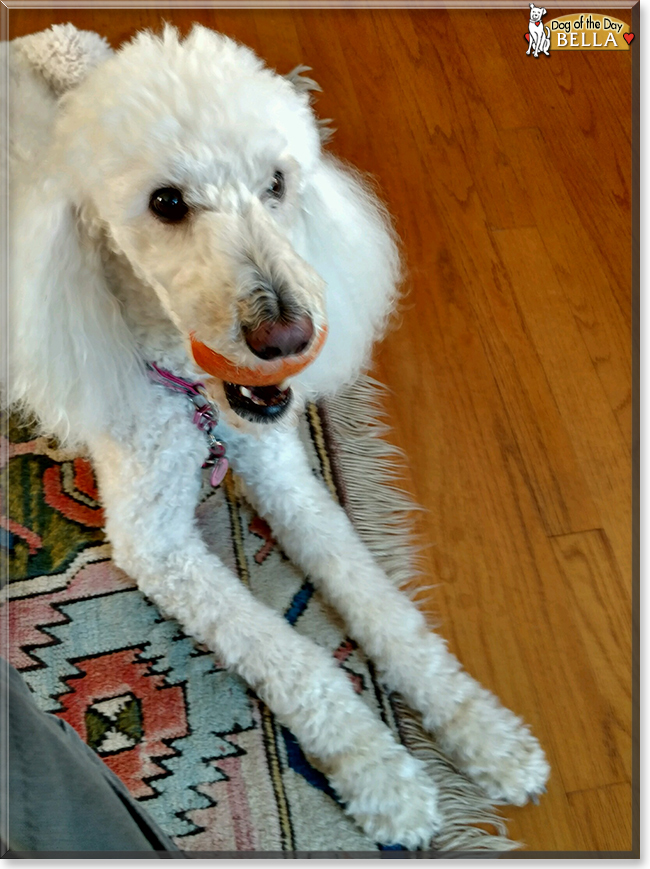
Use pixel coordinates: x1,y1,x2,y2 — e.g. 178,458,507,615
1,403,403,852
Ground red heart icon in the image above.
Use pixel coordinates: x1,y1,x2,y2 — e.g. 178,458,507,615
624,32,635,45
525,33,531,42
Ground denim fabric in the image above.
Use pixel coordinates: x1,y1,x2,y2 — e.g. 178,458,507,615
1,659,185,856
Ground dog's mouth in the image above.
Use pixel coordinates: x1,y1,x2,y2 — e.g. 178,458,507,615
223,381,292,423
190,327,328,425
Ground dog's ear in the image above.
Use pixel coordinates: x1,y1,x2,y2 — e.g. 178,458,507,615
13,23,113,95
8,27,144,446
7,26,147,447
9,170,147,447
292,157,401,399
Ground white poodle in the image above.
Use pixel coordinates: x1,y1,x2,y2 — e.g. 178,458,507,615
6,24,549,848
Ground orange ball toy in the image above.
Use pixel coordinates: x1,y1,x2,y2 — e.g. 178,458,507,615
190,326,328,387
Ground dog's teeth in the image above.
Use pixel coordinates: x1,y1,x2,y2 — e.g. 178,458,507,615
239,386,252,398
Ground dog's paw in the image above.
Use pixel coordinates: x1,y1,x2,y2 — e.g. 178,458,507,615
330,745,441,848
430,687,550,807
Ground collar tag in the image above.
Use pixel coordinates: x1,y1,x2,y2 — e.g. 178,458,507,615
147,363,229,487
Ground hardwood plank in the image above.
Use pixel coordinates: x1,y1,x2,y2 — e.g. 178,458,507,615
397,10,535,231
463,254,602,539
289,11,373,168
475,415,630,795
567,783,633,852
499,126,632,445
581,48,633,143
363,39,602,537
549,44,632,150
378,238,628,795
203,8,262,53
506,784,589,853
253,10,304,71
487,11,632,323
550,530,632,779
445,9,534,133
492,227,631,579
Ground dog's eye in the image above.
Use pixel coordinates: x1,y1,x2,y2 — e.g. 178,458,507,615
266,171,285,201
149,188,189,222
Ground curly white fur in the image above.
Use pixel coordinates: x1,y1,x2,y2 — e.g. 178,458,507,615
6,24,549,848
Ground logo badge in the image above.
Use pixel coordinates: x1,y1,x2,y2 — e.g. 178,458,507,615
525,7,633,54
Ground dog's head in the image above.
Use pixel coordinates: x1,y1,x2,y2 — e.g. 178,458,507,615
529,4,547,23
54,25,331,425
10,24,400,442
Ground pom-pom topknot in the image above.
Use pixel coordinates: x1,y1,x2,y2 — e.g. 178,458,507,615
190,326,328,386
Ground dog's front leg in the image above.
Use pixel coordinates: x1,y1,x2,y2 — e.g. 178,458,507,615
88,417,441,848
228,424,550,807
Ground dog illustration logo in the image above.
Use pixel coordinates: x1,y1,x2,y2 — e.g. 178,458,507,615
526,3,551,57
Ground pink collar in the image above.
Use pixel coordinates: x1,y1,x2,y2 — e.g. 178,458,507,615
147,363,229,487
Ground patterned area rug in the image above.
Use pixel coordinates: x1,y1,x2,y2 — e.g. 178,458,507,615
1,378,518,854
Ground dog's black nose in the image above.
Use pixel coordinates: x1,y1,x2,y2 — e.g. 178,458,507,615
244,315,314,361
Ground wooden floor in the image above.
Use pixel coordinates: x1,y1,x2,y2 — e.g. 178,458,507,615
9,6,635,855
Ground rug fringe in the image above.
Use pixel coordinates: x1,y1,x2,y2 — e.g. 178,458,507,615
323,376,426,592
324,376,521,853
392,697,521,853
